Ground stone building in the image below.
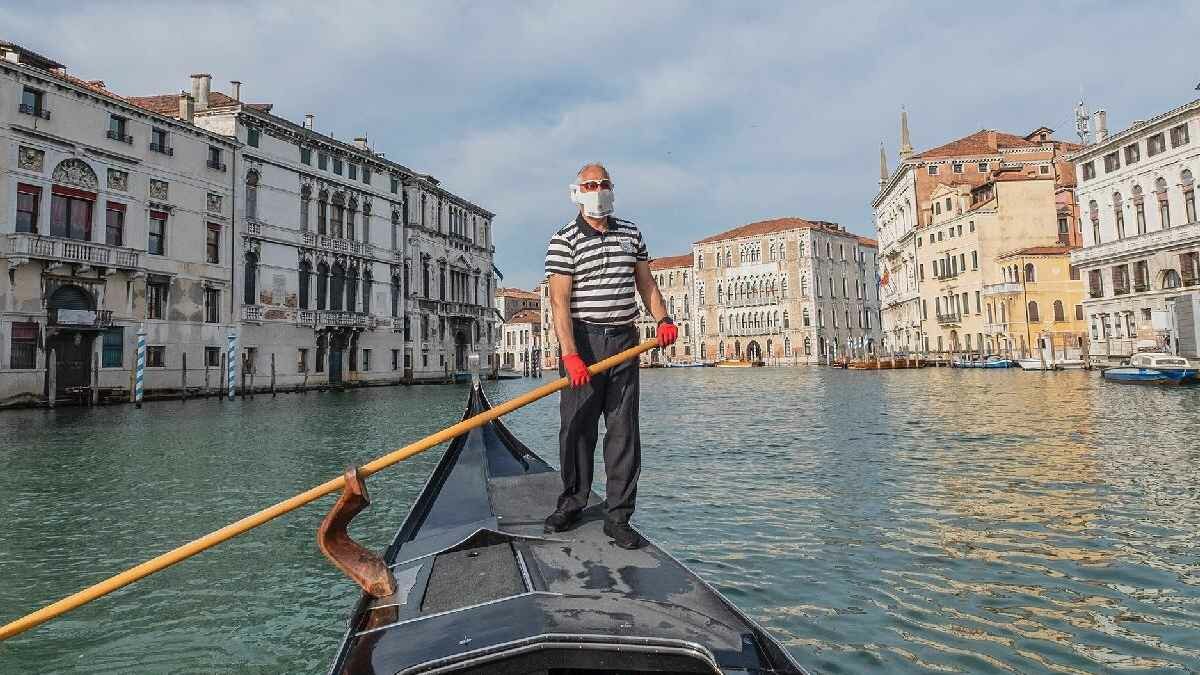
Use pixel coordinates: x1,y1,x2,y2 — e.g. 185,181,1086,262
130,73,496,385
635,253,694,365
1068,99,1199,362
987,245,1087,360
875,112,1080,354
1,42,238,405
494,286,538,322
692,217,880,365
497,308,540,373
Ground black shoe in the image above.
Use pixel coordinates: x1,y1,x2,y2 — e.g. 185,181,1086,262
603,520,646,550
544,508,580,533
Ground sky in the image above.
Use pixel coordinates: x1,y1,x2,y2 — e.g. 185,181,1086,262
5,2,1199,289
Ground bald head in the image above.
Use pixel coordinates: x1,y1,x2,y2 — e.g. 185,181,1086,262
576,162,610,182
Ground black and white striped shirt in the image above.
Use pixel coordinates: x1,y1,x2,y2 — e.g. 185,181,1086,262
544,215,649,325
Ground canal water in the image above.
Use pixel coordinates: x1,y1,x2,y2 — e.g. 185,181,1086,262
1,367,1198,674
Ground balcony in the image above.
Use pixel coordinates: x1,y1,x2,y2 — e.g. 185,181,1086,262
18,103,50,120
442,301,485,318
48,308,113,329
984,322,1008,334
1113,286,1130,296
207,159,227,172
5,233,140,269
1134,281,1151,292
296,310,375,329
245,220,262,237
242,305,263,322
300,231,367,256
936,312,961,325
106,129,133,144
149,142,174,156
1088,287,1104,298
981,282,1021,296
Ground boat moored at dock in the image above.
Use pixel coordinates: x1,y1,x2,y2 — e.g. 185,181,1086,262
1102,352,1199,384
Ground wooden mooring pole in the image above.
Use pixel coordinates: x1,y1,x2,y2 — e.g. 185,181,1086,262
181,352,188,402
270,353,276,397
47,349,56,409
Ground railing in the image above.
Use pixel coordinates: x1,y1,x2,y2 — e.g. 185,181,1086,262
48,308,113,329
1113,286,1130,296
242,305,263,321
106,129,133,144
4,233,140,269
722,295,785,308
299,231,366,256
981,282,1021,296
245,220,262,237
18,103,50,120
983,322,1008,333
442,301,484,317
296,310,374,328
936,312,962,325
149,142,174,156
207,159,227,171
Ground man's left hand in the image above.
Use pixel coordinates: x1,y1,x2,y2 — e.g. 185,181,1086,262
657,319,677,348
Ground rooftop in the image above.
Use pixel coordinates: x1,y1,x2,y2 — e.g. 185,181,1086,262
999,245,1079,258
126,91,273,115
914,128,1080,160
506,309,541,325
648,253,693,270
695,217,850,244
495,287,539,300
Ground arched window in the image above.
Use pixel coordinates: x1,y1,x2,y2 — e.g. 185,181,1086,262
781,276,788,298
782,310,789,329
700,342,707,359
1089,199,1100,244
317,189,329,235
718,341,725,358
316,262,329,309
1113,191,1125,239
298,259,312,309
245,170,259,221
345,266,359,312
1027,300,1039,323
1000,303,1006,324
244,252,258,305
800,276,808,297
1162,269,1182,289
783,337,791,356
1183,169,1196,225
1156,177,1171,229
300,184,312,232
330,263,345,310
802,308,811,326
391,274,401,317
700,317,706,334
346,197,358,241
1053,300,1065,322
803,336,812,355
362,269,372,313
1024,263,1036,282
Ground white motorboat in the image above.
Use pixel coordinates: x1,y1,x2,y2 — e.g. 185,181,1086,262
1016,358,1056,371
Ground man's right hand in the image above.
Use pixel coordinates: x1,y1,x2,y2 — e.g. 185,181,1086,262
562,353,591,388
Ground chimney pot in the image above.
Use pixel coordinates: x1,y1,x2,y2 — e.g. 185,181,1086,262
986,130,998,148
190,73,211,111
1094,110,1109,143
179,91,195,124
354,136,369,151
230,80,242,102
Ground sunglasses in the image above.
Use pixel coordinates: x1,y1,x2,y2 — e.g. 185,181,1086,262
576,179,613,192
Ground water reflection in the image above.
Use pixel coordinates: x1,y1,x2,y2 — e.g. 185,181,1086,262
0,368,1198,673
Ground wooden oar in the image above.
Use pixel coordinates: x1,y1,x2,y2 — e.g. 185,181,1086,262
0,339,657,642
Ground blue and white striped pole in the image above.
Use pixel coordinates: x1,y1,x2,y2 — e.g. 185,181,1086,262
135,324,146,408
226,329,237,400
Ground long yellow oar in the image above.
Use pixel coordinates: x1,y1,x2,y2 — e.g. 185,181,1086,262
0,339,657,642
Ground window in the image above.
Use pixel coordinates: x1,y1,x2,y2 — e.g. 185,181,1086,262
150,128,171,155
1075,305,1084,321
1024,263,1036,282
1081,161,1095,180
20,87,47,118
362,349,371,372
392,349,400,371
204,288,220,323
973,162,987,173
104,202,125,246
207,146,225,171
971,251,978,270
1157,177,1171,229
146,346,165,367
1053,300,1065,322
16,184,40,233
299,260,312,309
317,199,328,235
1040,164,1050,175
1147,133,1166,156
300,146,312,165
244,253,258,305
206,224,220,263
927,165,938,175
362,167,371,185
333,158,343,175
10,322,38,369
390,177,400,194
1027,301,1039,323
1170,123,1189,148
1125,144,1140,165
975,291,981,313
318,152,328,170
934,202,941,215
1103,152,1119,172
107,115,131,143
953,163,963,173
298,349,309,373
201,346,219,368
969,220,975,232
1183,170,1196,224
247,127,260,147
146,281,167,319
148,211,167,255
50,191,93,241
349,164,358,180
1114,193,1126,239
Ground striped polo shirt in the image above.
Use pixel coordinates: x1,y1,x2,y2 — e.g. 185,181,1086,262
544,214,649,325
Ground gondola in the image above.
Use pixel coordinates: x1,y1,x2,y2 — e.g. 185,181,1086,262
325,384,806,674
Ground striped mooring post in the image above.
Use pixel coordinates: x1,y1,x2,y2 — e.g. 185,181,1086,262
226,329,237,401
135,325,146,408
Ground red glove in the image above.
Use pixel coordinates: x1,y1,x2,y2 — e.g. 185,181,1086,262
657,320,678,348
562,353,591,388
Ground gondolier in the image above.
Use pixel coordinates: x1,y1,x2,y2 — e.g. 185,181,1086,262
543,162,676,549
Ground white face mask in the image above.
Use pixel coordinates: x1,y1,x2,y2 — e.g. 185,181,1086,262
570,184,615,218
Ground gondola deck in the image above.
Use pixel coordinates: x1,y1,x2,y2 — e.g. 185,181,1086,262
328,387,805,674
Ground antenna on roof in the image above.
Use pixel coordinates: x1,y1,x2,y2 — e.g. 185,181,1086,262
1074,96,1091,146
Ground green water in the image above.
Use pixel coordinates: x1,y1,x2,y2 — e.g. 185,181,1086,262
1,368,1198,673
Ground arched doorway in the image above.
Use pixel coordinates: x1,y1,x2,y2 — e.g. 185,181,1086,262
47,285,97,394
454,330,468,371
746,340,763,363
734,340,742,359
328,330,347,383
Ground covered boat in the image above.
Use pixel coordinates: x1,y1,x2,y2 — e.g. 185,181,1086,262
1102,352,1198,384
326,385,805,674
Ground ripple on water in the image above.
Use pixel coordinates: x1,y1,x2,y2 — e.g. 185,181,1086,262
1,368,1199,673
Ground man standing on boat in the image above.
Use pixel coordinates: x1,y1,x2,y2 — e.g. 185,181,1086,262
542,163,676,550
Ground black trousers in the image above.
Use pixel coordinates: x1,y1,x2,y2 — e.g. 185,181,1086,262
557,322,640,523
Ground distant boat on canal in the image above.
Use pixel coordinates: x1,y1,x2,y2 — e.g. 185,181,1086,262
952,356,1017,369
714,359,761,368
1102,352,1200,384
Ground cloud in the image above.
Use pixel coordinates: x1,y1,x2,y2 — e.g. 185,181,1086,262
4,1,1199,288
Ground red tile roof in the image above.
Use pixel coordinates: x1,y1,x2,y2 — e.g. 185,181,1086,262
695,217,847,244
126,91,272,116
855,236,878,248
506,309,541,324
1000,245,1079,258
648,253,693,270
915,129,1041,159
496,287,538,300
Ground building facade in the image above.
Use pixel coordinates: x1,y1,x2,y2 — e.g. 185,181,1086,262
692,218,880,365
133,73,496,386
987,246,1087,360
636,253,694,365
497,308,540,373
875,114,1080,354
1,43,238,405
1068,99,1199,361
494,286,538,322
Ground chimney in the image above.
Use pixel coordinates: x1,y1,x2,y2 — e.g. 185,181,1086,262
354,136,369,151
1094,110,1108,143
899,108,913,160
230,80,242,102
179,91,194,123
190,73,211,111
986,130,998,148
303,113,314,130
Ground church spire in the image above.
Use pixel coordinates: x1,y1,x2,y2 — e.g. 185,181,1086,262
899,107,913,160
879,142,889,186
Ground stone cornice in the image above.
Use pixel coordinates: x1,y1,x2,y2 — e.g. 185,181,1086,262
1067,98,1200,163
